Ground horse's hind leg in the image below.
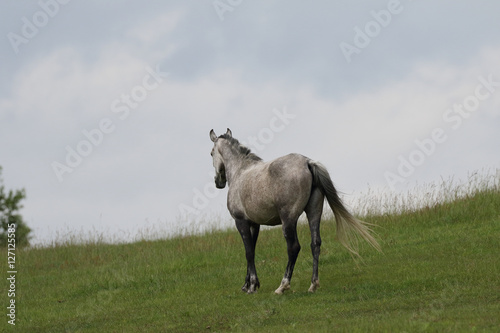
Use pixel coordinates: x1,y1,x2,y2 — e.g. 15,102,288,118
235,219,260,293
305,187,324,293
275,216,301,295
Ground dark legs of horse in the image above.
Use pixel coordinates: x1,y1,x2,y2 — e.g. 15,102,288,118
305,187,324,293
235,219,260,293
275,217,301,294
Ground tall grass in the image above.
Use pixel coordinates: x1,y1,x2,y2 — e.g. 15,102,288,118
350,168,499,218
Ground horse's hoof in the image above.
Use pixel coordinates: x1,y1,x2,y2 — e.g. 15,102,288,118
242,282,259,294
308,281,320,293
274,279,290,294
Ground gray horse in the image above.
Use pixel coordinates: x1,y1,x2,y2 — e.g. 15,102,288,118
210,128,380,294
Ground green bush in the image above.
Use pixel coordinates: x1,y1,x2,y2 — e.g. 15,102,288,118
0,166,32,247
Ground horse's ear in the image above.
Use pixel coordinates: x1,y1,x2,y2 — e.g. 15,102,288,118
226,128,232,138
210,129,217,142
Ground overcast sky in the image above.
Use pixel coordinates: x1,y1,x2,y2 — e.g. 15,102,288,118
1,1,499,245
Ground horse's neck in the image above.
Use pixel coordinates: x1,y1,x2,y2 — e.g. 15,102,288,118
223,150,258,185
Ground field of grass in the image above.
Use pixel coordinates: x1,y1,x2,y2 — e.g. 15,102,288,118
2,175,500,332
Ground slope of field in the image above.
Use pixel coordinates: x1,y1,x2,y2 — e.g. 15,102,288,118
2,184,499,332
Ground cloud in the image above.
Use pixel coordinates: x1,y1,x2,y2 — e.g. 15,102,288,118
127,10,182,39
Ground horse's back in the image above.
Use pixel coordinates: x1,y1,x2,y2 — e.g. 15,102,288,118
268,153,310,179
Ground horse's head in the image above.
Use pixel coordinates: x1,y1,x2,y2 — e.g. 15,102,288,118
209,128,232,189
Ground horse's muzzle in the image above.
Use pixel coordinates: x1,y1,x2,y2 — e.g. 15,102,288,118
215,182,226,189
215,174,226,189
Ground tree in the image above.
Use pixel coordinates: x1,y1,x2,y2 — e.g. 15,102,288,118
0,166,32,247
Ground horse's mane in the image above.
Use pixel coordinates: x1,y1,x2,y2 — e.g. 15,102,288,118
219,134,262,162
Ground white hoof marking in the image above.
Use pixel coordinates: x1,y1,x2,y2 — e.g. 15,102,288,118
308,280,320,293
274,279,291,295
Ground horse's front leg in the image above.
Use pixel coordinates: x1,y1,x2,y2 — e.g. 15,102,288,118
235,219,260,293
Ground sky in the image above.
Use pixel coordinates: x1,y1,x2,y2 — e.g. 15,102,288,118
1,0,499,246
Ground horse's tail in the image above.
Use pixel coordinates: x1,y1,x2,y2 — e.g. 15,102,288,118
308,160,381,256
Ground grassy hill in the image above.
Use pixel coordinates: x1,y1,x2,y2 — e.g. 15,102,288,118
2,178,500,332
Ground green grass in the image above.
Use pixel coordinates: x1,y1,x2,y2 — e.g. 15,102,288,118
2,177,500,332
